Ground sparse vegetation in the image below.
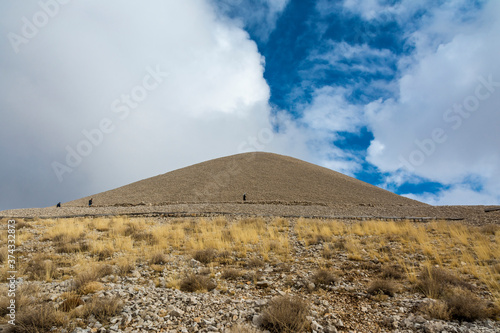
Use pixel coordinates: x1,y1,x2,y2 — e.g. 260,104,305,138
311,269,337,288
247,257,265,268
116,257,136,276
381,265,404,280
60,294,84,312
24,255,58,281
193,248,217,264
4,215,500,331
79,296,123,323
261,295,310,333
416,266,471,299
367,279,398,297
150,251,167,265
445,290,492,321
420,299,451,320
71,265,112,294
180,274,216,292
221,268,242,280
13,303,68,333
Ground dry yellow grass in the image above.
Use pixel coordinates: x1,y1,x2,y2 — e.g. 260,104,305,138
6,215,500,312
294,218,500,307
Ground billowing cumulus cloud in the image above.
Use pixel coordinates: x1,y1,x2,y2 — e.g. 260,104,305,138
366,0,500,204
1,0,499,210
0,0,302,210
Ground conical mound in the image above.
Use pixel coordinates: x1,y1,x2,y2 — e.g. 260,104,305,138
65,152,425,207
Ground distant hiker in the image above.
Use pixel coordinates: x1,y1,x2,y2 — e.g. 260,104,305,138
89,198,93,207
243,193,246,201
56,202,61,208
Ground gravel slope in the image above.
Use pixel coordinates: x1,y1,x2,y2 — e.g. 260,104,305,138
62,152,426,207
2,203,499,225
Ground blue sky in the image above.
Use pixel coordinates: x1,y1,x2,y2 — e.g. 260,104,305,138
1,0,499,209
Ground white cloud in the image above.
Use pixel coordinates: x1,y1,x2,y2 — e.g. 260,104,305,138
403,185,499,206
366,0,500,202
0,0,299,209
291,86,365,175
212,0,290,41
310,41,396,76
301,86,364,133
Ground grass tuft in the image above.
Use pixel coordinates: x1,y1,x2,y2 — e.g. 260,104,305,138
311,269,337,288
180,274,216,292
445,289,493,321
60,294,84,312
193,248,217,264
221,268,242,280
13,303,68,332
79,296,123,323
416,266,471,299
367,279,398,297
261,295,310,333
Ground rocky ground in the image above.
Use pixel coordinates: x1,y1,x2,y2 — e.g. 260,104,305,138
2,202,500,225
1,214,499,333
11,263,500,333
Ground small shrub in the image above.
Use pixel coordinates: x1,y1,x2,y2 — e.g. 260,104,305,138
193,249,217,264
311,269,337,287
218,250,233,265
61,294,84,312
321,246,334,259
72,265,112,293
79,281,104,295
445,290,491,321
116,258,135,276
359,261,380,272
15,220,32,229
274,263,291,273
312,234,331,244
367,279,398,297
420,299,451,320
94,247,114,261
24,256,58,281
79,296,123,323
0,296,11,317
132,231,158,245
124,223,143,236
14,304,68,332
416,267,471,299
221,268,241,280
97,264,113,277
381,265,404,280
261,295,310,333
150,252,167,265
247,258,265,268
480,224,499,235
56,242,89,254
180,274,216,292
333,238,346,250
199,267,212,275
